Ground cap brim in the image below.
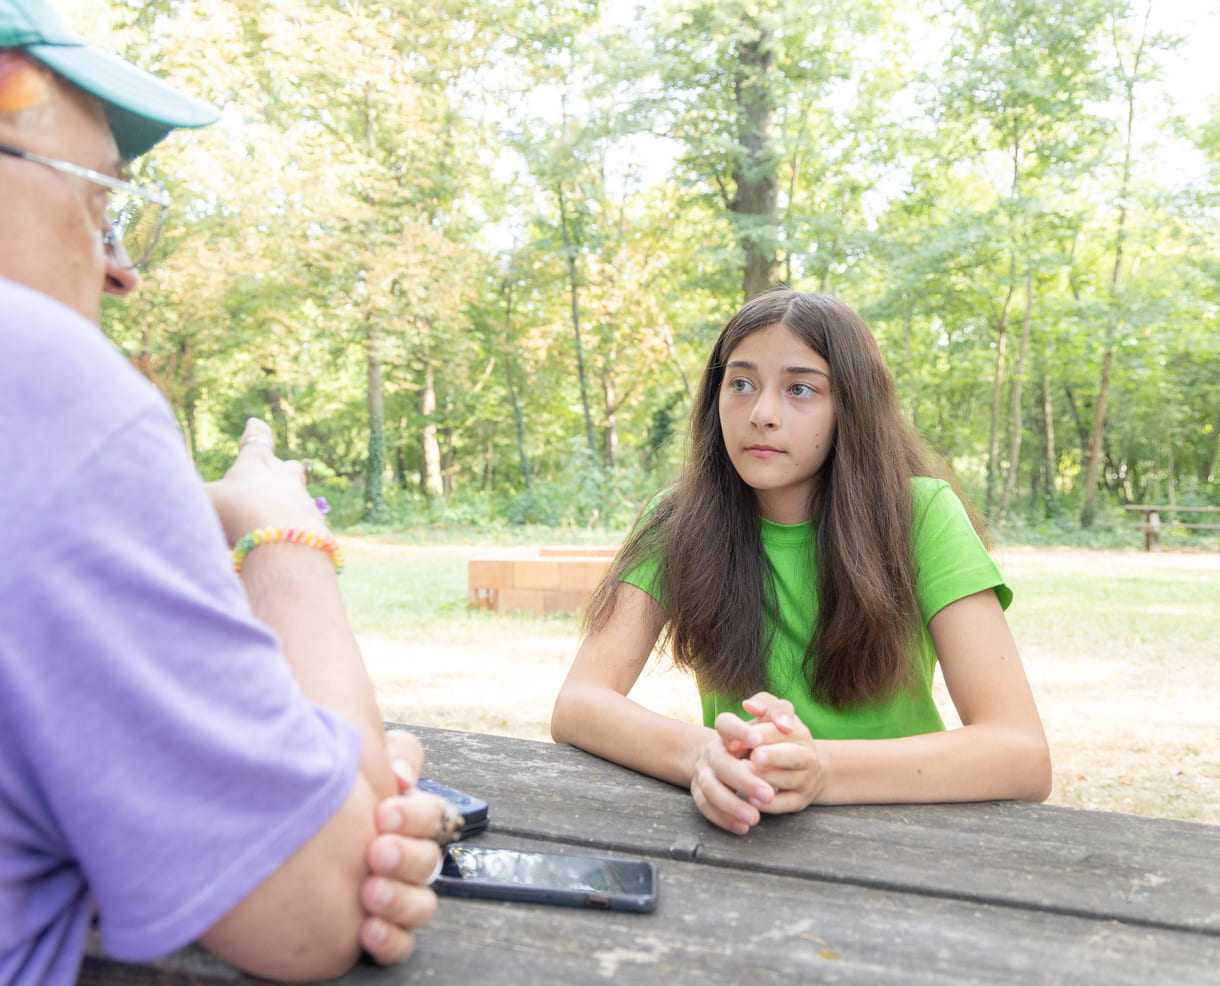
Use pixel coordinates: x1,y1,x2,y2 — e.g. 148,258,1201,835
27,41,217,159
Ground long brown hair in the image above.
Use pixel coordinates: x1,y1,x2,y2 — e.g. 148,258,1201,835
586,290,980,709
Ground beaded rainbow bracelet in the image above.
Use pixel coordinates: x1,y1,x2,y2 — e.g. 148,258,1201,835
232,527,345,575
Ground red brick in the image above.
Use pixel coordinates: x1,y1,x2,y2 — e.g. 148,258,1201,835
497,587,545,613
513,559,561,590
558,559,614,592
467,558,514,590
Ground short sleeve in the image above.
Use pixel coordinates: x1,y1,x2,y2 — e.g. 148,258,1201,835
911,478,1012,624
0,406,361,962
616,493,670,604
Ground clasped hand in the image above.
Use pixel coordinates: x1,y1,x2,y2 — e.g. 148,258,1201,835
359,730,445,964
689,692,824,835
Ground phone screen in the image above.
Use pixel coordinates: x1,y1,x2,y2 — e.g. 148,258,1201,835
435,845,658,912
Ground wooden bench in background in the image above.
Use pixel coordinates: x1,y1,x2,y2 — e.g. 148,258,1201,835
468,545,619,614
1124,504,1220,551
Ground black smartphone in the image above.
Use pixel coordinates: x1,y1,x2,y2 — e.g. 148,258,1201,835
416,778,489,839
433,845,658,913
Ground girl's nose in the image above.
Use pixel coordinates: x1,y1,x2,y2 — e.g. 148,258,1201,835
748,391,780,429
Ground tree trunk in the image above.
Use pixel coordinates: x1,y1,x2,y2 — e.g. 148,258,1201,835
556,183,598,455
985,286,1015,519
182,357,198,460
999,275,1035,521
393,426,408,489
603,364,619,471
1062,385,1090,455
261,368,290,453
362,316,386,523
1041,370,1056,515
1206,407,1220,483
1165,421,1176,505
440,421,455,495
483,422,494,490
500,275,532,489
902,308,916,428
421,356,444,498
1082,0,1149,527
661,325,692,400
732,25,779,301
359,83,386,523
1080,347,1114,528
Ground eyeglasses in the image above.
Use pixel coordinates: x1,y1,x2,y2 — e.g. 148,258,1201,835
0,141,170,269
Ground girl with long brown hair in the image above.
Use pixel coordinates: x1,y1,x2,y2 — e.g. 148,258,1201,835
551,290,1050,835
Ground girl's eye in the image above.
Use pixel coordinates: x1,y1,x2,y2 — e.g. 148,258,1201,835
727,377,753,394
789,382,814,398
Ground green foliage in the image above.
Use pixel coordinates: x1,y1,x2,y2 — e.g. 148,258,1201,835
78,0,1217,539
504,438,659,528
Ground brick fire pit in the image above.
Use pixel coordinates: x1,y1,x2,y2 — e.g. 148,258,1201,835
467,546,619,615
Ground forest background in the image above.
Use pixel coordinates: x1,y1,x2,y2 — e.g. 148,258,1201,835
69,0,1218,541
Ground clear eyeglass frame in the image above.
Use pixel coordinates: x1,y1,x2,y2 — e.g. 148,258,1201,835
0,141,170,270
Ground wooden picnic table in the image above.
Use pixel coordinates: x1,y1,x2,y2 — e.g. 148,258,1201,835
81,724,1220,985
1124,503,1220,551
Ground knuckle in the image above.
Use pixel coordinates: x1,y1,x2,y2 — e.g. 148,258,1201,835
366,927,416,967
393,886,439,929
361,876,395,914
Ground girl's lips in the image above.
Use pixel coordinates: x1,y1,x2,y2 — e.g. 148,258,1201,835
745,445,784,457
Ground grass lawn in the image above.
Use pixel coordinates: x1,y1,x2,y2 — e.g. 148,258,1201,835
339,535,1219,826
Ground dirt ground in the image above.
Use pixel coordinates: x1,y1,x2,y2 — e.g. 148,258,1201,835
357,545,1219,826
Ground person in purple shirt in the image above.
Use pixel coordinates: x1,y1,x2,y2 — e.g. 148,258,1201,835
0,1,448,981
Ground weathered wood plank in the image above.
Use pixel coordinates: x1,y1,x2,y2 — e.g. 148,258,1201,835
82,833,1218,986
402,725,1220,935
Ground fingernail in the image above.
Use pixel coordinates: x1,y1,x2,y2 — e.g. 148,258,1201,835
382,807,403,832
390,759,416,789
372,878,394,907
777,713,795,730
374,841,401,871
745,729,762,746
365,918,386,944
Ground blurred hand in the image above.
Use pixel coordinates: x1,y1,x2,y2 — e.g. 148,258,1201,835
358,730,443,965
205,418,326,545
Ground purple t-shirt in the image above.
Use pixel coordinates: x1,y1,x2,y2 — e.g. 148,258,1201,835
0,277,362,985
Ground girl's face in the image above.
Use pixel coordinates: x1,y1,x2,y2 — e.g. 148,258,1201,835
717,322,836,525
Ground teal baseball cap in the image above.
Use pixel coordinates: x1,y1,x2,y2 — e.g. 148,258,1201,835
0,0,216,158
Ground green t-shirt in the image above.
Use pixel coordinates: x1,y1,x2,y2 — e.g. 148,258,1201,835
621,477,1011,740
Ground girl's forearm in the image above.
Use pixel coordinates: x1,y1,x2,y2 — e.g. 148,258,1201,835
815,722,1051,805
551,683,713,789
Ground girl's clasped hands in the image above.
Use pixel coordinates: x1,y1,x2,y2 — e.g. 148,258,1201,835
692,692,823,835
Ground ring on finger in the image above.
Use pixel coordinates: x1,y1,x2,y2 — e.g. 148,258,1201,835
239,435,274,450
432,803,463,847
